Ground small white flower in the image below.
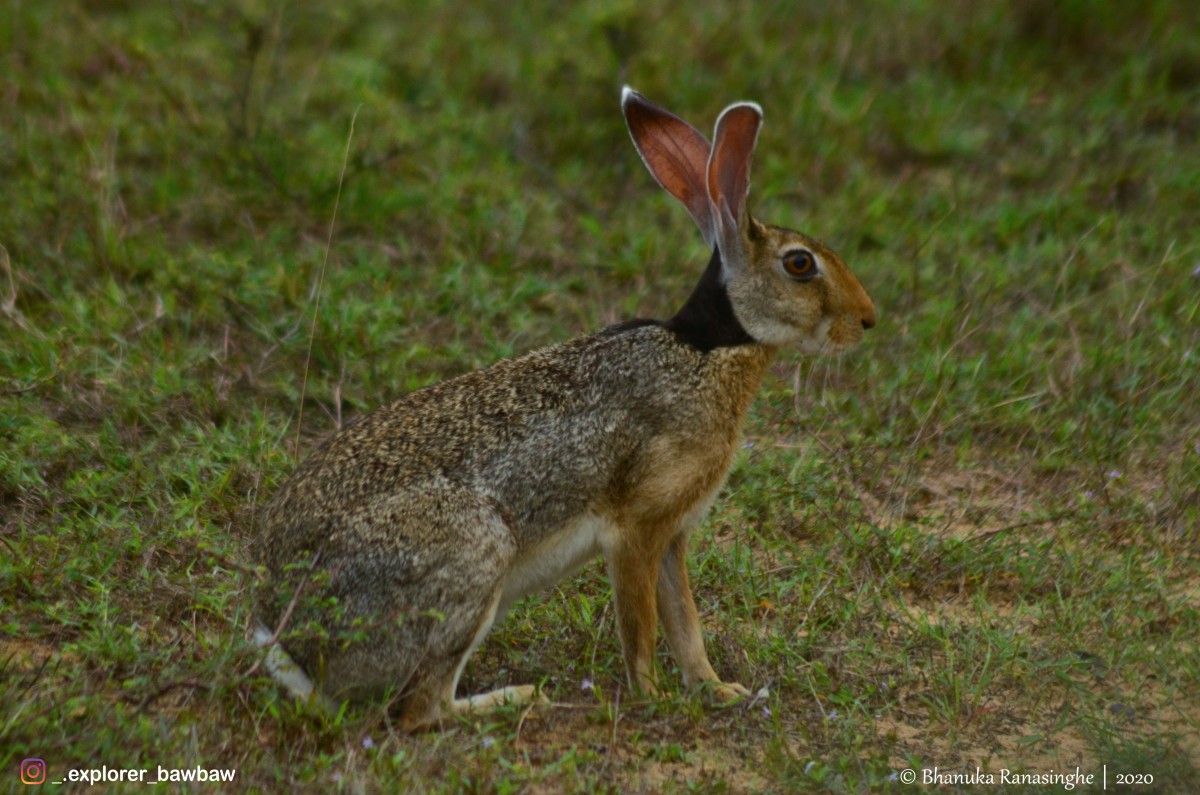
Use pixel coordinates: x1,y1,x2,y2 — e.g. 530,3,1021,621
581,677,594,692
481,736,495,749
361,736,375,750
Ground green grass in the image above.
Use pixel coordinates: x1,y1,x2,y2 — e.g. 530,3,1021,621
3,0,1199,791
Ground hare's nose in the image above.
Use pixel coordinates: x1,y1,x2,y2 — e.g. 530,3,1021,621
856,291,877,331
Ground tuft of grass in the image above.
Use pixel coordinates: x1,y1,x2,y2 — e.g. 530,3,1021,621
3,0,1198,791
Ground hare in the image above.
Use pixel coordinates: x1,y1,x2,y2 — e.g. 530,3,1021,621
252,88,876,730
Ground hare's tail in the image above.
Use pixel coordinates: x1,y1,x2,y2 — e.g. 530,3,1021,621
252,623,334,713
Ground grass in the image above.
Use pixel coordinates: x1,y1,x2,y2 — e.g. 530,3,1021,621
2,0,1199,791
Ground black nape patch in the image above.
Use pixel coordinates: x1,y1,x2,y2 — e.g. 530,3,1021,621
664,247,755,352
599,248,755,352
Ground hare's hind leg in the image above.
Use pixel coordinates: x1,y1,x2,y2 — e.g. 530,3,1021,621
399,586,547,732
452,685,545,713
447,588,548,716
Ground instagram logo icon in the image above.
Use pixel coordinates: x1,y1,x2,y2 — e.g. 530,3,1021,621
20,758,46,785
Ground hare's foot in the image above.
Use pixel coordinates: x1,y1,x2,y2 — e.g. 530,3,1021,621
702,680,751,704
400,684,547,732
453,684,549,715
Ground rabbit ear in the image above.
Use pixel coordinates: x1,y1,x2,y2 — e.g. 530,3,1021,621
622,87,716,247
707,102,763,267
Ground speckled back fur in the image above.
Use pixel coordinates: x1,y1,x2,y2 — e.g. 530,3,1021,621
259,327,768,555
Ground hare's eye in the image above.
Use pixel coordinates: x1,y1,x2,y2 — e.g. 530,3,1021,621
782,249,818,280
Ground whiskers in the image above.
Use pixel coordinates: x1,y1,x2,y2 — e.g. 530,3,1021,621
792,342,848,412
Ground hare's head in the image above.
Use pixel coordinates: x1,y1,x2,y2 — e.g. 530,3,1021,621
622,88,876,354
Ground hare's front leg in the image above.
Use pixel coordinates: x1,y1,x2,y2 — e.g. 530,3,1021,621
605,540,662,696
657,532,750,702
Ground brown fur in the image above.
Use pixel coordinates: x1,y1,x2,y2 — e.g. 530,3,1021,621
251,89,874,729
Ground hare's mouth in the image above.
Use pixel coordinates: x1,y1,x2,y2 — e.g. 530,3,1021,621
797,318,865,356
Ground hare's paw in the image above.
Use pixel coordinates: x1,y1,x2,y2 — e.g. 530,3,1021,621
696,680,751,704
454,684,548,716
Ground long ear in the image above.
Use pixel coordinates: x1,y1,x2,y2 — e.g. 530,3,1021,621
707,102,763,265
621,87,716,247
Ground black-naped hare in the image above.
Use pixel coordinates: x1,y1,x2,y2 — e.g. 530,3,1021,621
253,88,876,731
